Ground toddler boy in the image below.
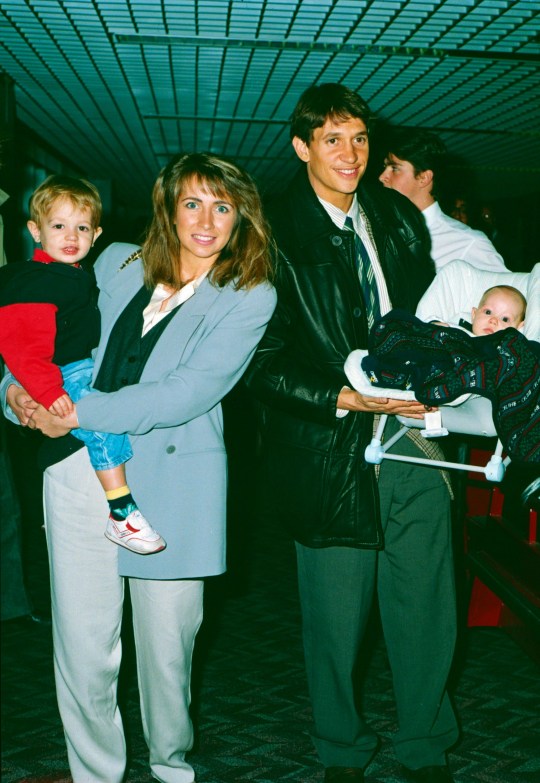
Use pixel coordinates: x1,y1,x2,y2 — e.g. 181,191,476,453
0,175,165,554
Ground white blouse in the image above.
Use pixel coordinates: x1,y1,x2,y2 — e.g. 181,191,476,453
141,271,209,337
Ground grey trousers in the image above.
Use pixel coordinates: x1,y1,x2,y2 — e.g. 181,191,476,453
43,448,203,783
296,428,458,770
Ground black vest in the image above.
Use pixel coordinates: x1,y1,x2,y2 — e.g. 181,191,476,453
94,285,182,392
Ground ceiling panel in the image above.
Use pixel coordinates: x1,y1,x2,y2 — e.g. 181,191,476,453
0,0,538,212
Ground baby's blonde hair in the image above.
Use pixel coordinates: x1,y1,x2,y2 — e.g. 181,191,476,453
29,174,102,228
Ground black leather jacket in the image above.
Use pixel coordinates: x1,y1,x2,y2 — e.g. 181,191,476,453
245,168,435,548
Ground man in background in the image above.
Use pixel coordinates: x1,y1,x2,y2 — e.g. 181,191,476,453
379,128,507,272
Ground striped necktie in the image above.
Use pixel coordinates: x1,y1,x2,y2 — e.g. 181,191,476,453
344,215,380,330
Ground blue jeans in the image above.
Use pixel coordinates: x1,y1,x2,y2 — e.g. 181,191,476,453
61,358,133,472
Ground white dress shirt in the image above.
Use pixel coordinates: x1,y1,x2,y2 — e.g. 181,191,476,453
318,195,392,316
422,201,506,273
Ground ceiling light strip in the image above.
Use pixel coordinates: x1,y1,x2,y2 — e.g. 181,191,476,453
113,33,540,63
143,115,540,137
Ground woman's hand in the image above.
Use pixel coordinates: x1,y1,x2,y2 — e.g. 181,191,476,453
6,384,39,425
337,387,430,420
28,404,79,438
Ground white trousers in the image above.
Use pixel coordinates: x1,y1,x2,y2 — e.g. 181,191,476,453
43,447,204,783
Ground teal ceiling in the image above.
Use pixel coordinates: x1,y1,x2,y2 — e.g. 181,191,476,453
1,0,539,209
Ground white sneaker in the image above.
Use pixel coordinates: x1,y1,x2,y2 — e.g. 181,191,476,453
105,507,166,555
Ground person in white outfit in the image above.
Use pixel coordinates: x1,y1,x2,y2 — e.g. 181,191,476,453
379,128,507,273
1,152,276,783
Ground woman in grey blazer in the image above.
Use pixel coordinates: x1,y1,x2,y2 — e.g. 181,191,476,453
4,153,276,782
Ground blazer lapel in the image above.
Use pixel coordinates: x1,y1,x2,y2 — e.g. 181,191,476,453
140,278,223,376
96,272,224,378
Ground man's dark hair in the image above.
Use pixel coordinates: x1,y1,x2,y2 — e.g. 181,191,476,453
385,128,447,200
290,82,374,143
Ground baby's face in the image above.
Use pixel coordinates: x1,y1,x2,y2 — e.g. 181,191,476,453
27,197,102,266
471,291,525,336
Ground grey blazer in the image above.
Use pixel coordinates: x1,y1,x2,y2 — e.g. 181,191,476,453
75,243,276,579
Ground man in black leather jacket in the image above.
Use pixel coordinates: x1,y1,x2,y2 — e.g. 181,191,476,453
245,84,458,783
